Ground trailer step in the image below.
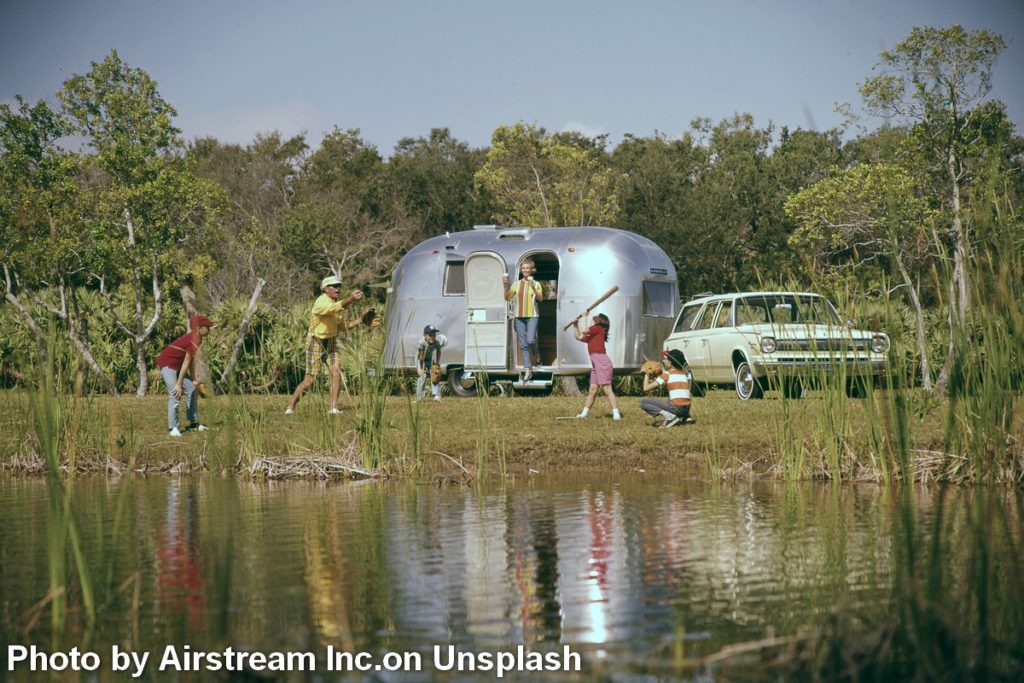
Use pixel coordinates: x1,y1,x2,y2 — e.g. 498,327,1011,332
511,378,554,390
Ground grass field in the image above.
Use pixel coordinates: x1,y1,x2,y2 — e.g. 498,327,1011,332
3,383,1000,482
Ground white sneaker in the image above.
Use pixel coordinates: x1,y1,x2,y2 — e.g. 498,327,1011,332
659,416,681,429
433,396,441,402
284,408,295,415
169,427,182,437
575,413,588,419
612,414,622,421
328,408,343,415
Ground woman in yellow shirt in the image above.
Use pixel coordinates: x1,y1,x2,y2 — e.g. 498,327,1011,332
503,259,544,381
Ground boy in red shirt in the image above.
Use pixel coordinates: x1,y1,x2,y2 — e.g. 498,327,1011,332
156,315,214,436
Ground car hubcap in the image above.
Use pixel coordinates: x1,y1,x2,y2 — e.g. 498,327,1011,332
738,366,753,398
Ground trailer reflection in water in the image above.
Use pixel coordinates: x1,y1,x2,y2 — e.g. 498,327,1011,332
0,476,1020,680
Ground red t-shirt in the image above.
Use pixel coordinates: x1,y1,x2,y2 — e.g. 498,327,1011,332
156,332,200,371
579,324,607,354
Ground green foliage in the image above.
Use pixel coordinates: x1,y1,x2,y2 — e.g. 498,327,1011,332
388,127,492,239
786,163,937,279
474,122,623,227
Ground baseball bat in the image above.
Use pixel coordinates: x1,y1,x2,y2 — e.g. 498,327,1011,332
563,286,620,331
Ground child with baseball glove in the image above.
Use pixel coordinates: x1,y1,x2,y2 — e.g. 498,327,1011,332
641,349,694,428
417,325,447,402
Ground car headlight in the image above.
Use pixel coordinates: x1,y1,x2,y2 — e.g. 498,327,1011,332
760,336,777,353
871,335,889,353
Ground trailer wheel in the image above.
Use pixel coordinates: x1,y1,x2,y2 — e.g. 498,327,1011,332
447,368,478,397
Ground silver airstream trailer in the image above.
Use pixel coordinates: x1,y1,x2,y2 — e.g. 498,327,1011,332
383,225,678,395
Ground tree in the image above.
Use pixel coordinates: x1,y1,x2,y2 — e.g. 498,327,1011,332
58,51,225,395
682,114,780,291
282,128,412,286
387,128,490,238
189,133,308,302
474,122,622,228
0,98,118,393
860,25,1007,333
786,163,939,389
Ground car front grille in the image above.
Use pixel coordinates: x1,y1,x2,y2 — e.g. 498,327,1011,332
775,338,872,352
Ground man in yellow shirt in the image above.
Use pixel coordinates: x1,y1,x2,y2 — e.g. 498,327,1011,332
286,275,365,415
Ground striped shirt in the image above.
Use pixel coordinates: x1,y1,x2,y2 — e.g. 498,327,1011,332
656,370,691,406
508,279,542,318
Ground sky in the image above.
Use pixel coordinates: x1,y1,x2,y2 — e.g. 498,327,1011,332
2,0,1022,155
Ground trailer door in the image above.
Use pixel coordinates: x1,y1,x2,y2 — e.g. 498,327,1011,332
463,252,508,370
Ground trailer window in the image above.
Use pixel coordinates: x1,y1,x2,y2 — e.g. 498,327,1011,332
443,263,465,295
642,281,675,317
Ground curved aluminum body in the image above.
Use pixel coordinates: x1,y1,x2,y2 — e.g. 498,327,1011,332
384,226,678,377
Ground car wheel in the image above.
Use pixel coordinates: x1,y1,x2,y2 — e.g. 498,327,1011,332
447,367,478,397
735,360,764,400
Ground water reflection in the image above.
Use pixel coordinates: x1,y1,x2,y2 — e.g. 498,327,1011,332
0,476,1020,679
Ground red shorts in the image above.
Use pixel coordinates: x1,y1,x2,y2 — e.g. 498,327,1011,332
589,353,613,385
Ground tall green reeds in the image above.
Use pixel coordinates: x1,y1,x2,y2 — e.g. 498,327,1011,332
31,329,95,640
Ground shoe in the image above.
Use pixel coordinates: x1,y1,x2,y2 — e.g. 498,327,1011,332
659,416,681,429
169,427,182,437
574,413,588,419
284,408,295,415
433,396,441,402
328,408,343,415
685,416,696,424
612,413,622,421
522,369,533,381
185,423,208,432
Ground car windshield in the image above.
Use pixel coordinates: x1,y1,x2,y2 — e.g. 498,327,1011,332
734,294,840,326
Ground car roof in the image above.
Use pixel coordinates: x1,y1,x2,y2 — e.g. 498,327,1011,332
683,291,824,306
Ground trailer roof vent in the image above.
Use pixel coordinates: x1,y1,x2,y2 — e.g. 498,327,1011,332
498,228,531,239
472,224,503,231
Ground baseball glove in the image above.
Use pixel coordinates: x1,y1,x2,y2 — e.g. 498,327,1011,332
194,381,208,398
430,364,443,384
361,309,377,326
641,360,662,378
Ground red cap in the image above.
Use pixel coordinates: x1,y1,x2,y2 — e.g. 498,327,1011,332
190,315,215,330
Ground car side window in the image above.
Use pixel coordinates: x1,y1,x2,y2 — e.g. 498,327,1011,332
695,302,720,330
673,303,703,333
735,299,768,325
714,301,733,328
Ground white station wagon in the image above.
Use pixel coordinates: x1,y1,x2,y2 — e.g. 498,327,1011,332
662,291,890,400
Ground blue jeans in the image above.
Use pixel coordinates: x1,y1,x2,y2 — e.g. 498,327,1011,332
514,317,539,369
416,359,441,400
640,398,690,420
161,366,197,430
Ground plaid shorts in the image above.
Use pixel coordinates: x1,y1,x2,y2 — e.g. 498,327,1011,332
304,335,339,376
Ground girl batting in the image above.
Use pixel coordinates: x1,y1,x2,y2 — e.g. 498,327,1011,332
571,312,622,420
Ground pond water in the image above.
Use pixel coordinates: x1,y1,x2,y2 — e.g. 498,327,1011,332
0,474,1020,680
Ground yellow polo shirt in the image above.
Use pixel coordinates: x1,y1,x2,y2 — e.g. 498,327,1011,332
307,294,347,339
